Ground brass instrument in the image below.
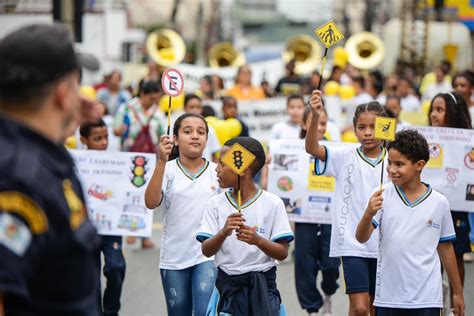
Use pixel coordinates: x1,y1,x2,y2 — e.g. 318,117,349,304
146,29,186,67
208,42,246,68
282,35,321,74
344,32,385,70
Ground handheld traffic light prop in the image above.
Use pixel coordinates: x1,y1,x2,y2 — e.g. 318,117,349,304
221,143,256,213
374,117,397,188
314,21,344,90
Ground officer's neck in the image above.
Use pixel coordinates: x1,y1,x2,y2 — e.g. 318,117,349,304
1,107,65,145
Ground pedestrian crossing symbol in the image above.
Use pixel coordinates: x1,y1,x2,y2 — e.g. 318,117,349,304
221,143,256,176
375,117,397,141
315,20,344,48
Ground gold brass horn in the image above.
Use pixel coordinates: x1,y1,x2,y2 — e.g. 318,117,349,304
282,35,321,75
344,32,385,70
146,29,186,67
208,42,246,68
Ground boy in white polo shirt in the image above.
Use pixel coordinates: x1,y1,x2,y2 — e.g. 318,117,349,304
197,137,294,315
356,130,465,316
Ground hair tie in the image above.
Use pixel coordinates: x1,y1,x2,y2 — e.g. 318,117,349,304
446,92,457,104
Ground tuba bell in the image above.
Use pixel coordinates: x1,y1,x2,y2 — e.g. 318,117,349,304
146,29,186,67
208,42,246,68
344,32,385,70
282,35,322,75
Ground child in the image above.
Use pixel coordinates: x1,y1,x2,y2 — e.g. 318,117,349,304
356,130,465,316
144,113,219,316
79,119,126,316
197,137,294,315
296,106,340,316
222,96,250,137
183,93,221,162
270,93,306,140
428,92,472,308
306,90,389,316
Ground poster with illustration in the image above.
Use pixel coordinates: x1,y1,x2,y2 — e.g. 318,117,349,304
70,150,156,236
268,140,357,224
402,126,474,212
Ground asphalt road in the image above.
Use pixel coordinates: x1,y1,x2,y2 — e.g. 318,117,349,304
115,212,474,316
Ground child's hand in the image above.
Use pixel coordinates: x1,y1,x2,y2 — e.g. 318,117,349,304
452,293,465,316
221,213,245,236
236,225,262,245
158,135,173,162
366,188,384,217
310,90,324,117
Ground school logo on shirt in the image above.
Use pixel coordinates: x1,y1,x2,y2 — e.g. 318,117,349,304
426,219,440,229
253,226,265,234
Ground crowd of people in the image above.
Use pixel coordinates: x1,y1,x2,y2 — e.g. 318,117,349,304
0,22,473,316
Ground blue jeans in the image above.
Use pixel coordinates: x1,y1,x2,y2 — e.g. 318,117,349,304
294,223,340,313
469,212,474,244
161,261,217,316
98,235,126,316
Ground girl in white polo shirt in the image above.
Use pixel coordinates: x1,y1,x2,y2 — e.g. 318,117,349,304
356,130,464,316
306,90,389,316
144,113,220,316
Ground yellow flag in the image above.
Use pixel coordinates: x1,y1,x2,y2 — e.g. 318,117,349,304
315,21,344,48
375,117,397,141
221,143,256,176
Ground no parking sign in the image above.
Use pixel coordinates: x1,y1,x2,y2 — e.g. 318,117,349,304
161,68,184,97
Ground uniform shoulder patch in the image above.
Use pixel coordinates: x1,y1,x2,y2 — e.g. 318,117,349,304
0,191,49,234
0,212,32,256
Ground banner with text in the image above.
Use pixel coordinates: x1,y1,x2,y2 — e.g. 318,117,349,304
70,150,156,236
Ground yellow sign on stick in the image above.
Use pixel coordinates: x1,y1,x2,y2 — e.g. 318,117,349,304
221,143,256,176
375,117,397,141
315,21,344,48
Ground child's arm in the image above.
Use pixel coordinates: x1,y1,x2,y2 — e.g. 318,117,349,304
437,242,465,316
144,135,173,209
356,188,384,243
237,226,289,261
305,90,327,161
202,213,245,257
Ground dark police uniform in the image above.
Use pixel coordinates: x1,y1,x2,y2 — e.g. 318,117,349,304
0,114,101,316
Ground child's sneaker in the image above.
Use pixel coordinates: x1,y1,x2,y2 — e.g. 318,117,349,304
320,295,332,316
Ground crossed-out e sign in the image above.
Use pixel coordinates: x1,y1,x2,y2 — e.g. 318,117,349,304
161,68,184,97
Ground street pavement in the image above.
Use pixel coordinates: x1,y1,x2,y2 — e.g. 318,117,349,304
116,212,474,316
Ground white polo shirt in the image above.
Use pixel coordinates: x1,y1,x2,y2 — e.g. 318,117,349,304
159,158,220,270
372,182,456,309
270,121,301,140
315,145,388,258
197,190,294,275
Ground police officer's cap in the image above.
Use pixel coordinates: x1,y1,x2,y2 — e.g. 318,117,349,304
0,24,98,94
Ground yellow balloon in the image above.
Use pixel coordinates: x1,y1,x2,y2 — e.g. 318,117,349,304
341,131,358,143
225,118,242,138
207,118,231,145
323,81,340,96
332,47,348,69
159,93,184,113
80,85,97,100
339,85,356,100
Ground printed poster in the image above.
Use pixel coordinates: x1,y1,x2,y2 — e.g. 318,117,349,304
70,150,156,237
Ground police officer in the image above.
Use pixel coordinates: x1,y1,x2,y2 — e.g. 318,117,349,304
0,24,101,315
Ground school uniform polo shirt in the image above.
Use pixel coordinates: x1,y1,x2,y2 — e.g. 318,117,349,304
315,145,389,258
197,190,294,275
159,158,220,270
371,182,456,308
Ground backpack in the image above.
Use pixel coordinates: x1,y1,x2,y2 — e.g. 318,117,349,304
128,105,158,153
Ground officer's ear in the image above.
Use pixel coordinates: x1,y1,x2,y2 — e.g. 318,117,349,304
53,72,80,113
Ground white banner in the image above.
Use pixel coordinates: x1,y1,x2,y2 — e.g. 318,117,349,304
208,97,289,142
268,140,358,224
405,126,474,212
70,150,156,237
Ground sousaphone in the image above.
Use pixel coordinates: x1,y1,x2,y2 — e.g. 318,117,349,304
146,29,186,67
282,35,322,75
208,42,246,68
344,32,385,70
